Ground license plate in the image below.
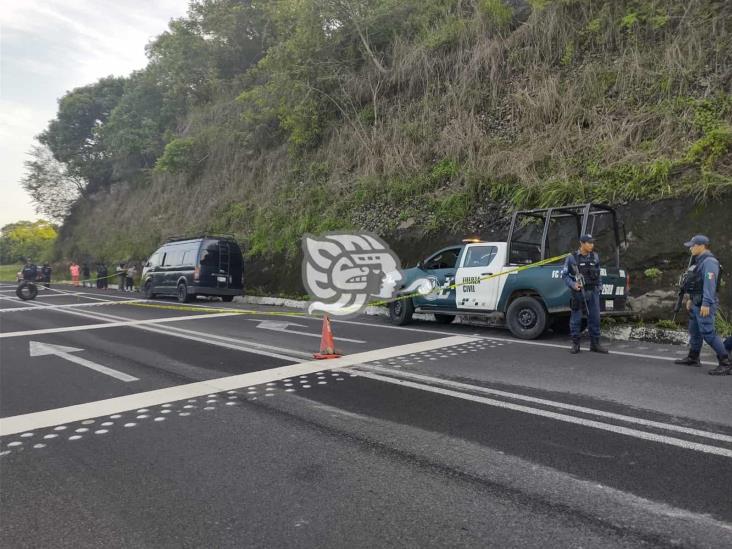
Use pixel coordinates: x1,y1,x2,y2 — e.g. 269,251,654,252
217,276,227,283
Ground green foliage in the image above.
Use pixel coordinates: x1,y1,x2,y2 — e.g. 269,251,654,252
620,11,639,31
644,267,663,280
560,42,575,66
716,310,732,337
0,221,58,264
655,319,679,330
154,138,198,174
478,0,513,27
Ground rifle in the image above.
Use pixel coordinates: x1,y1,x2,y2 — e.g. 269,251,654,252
571,262,592,318
672,256,693,322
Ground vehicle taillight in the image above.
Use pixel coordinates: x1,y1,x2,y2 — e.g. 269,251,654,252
194,266,200,282
626,273,631,292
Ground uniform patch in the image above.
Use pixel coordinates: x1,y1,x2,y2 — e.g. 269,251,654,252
707,272,715,280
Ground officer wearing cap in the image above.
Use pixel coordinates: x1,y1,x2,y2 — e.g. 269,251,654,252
561,234,608,354
674,235,731,375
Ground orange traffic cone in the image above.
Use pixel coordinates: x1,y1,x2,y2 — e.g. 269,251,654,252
313,314,342,359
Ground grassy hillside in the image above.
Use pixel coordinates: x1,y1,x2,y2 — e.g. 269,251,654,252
51,0,731,266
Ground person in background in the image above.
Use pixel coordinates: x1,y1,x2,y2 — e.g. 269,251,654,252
81,263,91,288
117,263,126,291
41,263,52,288
69,262,80,286
22,259,38,282
126,263,137,291
96,263,108,289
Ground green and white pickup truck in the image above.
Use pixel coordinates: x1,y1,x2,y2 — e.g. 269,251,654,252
389,203,630,339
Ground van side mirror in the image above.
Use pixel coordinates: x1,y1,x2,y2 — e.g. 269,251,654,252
416,259,424,269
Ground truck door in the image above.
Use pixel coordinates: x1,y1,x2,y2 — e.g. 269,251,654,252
412,247,461,309
455,244,506,311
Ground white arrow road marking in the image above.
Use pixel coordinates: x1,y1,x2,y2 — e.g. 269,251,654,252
29,341,139,382
248,319,365,343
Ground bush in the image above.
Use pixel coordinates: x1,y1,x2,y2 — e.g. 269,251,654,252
643,267,662,280
154,138,198,174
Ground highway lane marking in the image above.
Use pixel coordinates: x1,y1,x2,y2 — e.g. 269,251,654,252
358,364,732,444
353,370,732,458
0,312,243,339
29,341,139,382
0,299,146,313
6,298,314,362
0,335,475,436
248,319,366,343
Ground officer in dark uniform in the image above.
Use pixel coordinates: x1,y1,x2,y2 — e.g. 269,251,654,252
41,263,52,288
561,234,608,354
21,259,37,282
674,235,731,375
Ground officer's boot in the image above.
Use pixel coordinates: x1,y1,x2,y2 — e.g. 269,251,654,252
590,337,609,354
708,356,732,376
674,351,701,367
570,338,580,354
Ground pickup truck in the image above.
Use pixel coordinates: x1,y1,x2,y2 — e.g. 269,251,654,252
388,203,630,339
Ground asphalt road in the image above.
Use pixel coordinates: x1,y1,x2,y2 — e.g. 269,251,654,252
1,282,731,548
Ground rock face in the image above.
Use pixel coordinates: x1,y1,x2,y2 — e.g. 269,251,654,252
244,194,732,318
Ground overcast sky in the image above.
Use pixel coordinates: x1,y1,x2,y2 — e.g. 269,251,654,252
0,0,189,228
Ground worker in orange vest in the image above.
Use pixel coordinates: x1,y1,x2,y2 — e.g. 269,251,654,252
69,262,80,286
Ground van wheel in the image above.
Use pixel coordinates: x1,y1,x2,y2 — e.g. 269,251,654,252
389,298,414,325
221,295,234,302
143,280,156,299
506,296,547,339
177,282,192,303
434,314,455,324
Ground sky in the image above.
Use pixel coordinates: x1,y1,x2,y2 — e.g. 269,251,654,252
0,0,189,228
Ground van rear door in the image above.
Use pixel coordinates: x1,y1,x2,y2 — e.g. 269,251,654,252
198,239,243,289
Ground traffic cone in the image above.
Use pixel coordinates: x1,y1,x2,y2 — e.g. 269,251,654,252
313,314,342,359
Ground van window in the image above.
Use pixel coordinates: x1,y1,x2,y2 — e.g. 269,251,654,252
148,252,161,268
199,242,219,267
181,250,196,266
462,246,498,268
163,249,181,266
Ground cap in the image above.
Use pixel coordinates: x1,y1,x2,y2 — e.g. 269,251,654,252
684,234,710,247
579,234,594,243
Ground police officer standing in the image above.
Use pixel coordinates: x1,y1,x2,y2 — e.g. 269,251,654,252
41,262,52,288
562,234,609,354
21,258,37,282
674,235,731,375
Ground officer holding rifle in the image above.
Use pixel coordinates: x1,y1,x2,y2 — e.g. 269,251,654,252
673,235,731,375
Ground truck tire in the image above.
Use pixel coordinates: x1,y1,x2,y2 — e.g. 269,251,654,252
389,298,414,325
506,296,547,340
434,314,456,324
177,282,192,303
16,281,38,301
143,279,156,299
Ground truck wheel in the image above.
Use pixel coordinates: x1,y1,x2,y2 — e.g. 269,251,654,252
506,296,547,339
434,314,455,324
143,280,156,300
177,282,192,303
16,281,38,301
389,298,414,325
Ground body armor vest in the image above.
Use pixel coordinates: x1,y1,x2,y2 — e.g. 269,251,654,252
683,254,723,295
574,252,600,288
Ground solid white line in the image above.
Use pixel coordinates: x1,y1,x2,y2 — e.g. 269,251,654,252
319,317,719,366
18,300,314,362
0,300,145,313
0,312,242,339
359,365,732,444
0,335,475,436
353,370,732,458
43,350,140,382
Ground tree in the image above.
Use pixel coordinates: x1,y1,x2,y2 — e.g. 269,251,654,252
39,76,126,192
0,220,58,264
21,144,86,222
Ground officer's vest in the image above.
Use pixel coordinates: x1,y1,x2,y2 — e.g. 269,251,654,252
574,252,601,287
684,254,723,295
